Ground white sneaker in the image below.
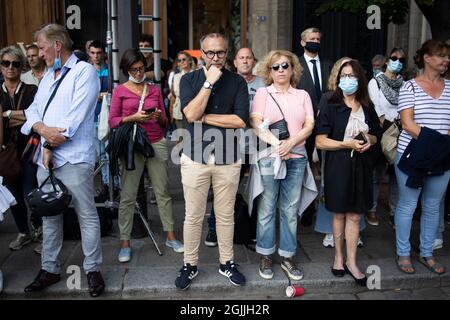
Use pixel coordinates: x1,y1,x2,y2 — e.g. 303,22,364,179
433,239,443,251
323,234,334,248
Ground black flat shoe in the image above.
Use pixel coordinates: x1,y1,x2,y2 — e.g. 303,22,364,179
344,265,367,287
331,268,345,277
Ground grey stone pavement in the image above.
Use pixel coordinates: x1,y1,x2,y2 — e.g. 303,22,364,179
0,142,449,300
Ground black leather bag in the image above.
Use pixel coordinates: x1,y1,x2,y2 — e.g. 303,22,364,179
0,142,21,185
267,92,290,140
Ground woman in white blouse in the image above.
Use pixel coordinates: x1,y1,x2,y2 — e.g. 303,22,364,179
367,47,406,226
171,51,195,140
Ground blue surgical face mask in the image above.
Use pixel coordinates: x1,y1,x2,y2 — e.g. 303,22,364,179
339,76,358,95
373,68,382,76
53,48,61,71
387,59,403,74
128,73,146,84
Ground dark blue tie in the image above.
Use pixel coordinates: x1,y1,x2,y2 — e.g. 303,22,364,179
310,59,322,100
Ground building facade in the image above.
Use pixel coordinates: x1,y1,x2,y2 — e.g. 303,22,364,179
0,0,431,75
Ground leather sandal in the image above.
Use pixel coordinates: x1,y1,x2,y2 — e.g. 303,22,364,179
419,256,446,275
396,256,415,274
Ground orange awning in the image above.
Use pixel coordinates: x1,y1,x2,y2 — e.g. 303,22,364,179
184,49,201,59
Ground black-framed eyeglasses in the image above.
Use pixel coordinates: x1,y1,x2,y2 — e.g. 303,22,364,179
1,60,21,68
202,49,227,59
129,66,145,74
271,62,290,71
390,56,406,64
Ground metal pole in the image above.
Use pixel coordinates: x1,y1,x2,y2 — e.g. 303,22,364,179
111,0,120,86
106,0,113,94
153,0,161,87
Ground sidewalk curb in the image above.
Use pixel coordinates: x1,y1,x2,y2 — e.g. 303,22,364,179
1,257,449,299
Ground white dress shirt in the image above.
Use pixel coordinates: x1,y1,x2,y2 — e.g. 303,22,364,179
21,53,100,169
303,53,323,90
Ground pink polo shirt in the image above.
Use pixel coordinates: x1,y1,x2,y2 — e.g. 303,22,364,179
251,84,314,158
109,83,167,143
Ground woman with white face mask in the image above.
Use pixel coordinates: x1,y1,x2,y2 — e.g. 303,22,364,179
109,49,184,263
367,48,407,227
315,60,382,286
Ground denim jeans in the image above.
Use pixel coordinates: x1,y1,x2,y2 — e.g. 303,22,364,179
394,152,450,258
314,186,366,234
256,157,307,258
371,162,398,213
37,163,102,274
437,194,446,240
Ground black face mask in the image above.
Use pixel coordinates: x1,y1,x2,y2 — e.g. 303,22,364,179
304,42,320,54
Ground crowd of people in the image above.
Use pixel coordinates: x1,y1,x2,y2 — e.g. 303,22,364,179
0,23,449,297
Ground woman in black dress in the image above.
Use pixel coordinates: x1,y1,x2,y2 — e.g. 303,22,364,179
315,60,382,286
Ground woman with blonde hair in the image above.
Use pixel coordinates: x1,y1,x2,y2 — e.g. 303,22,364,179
171,51,195,136
251,50,314,280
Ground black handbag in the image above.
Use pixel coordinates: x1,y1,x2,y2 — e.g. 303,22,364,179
0,142,21,185
267,92,290,140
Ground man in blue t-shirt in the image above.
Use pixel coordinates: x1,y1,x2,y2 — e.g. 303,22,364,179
88,41,111,194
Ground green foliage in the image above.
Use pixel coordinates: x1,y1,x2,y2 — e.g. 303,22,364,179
316,0,434,25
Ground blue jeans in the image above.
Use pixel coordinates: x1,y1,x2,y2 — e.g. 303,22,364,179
256,157,307,258
37,163,102,274
394,152,450,258
437,194,446,240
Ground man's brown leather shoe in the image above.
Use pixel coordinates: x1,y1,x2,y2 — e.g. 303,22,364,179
24,269,60,292
87,271,105,297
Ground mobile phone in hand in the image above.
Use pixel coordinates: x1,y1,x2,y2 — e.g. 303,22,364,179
354,132,368,144
145,108,156,114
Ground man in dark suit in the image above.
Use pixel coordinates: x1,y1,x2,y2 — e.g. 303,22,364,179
297,27,332,226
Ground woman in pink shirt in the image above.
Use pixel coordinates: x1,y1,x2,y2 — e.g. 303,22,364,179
250,50,314,281
109,49,183,262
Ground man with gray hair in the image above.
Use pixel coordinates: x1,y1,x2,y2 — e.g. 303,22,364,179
175,33,249,290
297,27,332,226
21,44,47,86
371,54,386,79
21,24,105,297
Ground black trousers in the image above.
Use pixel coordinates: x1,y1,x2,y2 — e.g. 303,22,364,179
5,161,39,234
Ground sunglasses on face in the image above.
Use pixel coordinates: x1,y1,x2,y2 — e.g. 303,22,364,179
1,60,21,68
390,56,406,64
271,62,289,71
177,58,188,62
202,49,227,59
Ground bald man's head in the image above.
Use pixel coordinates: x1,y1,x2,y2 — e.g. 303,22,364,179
234,48,256,76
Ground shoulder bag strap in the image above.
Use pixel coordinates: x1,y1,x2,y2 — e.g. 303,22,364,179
7,84,27,143
132,84,148,141
267,89,287,119
41,59,80,121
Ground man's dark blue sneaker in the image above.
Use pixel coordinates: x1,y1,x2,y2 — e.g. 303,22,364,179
175,263,198,290
219,260,246,286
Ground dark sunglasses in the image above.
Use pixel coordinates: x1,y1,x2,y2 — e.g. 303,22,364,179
390,56,406,64
271,62,289,71
177,58,188,62
1,60,21,68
